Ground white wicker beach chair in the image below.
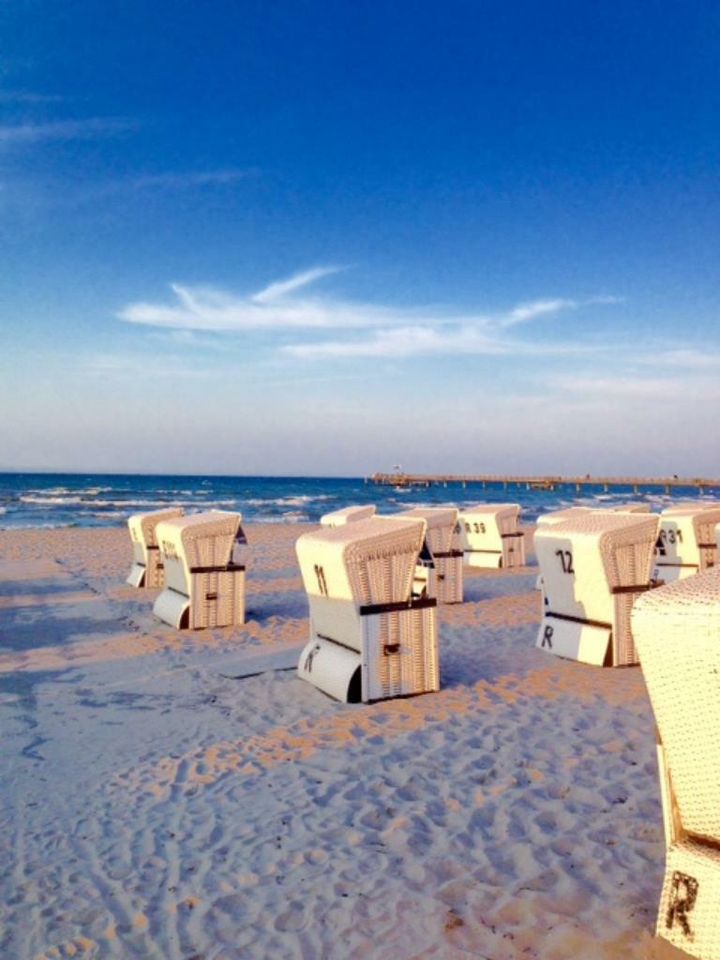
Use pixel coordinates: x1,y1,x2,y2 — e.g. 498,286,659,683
534,512,658,666
153,510,247,629
654,504,720,584
398,507,463,604
633,570,720,959
126,507,184,588
295,516,439,703
320,505,377,527
536,507,592,528
457,504,525,569
535,508,650,591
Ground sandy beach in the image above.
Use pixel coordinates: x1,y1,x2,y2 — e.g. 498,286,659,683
0,523,687,959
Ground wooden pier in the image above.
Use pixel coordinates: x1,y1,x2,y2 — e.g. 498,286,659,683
368,473,720,494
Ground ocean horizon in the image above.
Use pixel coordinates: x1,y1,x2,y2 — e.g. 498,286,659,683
1,470,718,531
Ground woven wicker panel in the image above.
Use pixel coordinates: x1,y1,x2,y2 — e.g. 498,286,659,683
435,555,463,604
657,839,720,959
633,570,720,839
189,569,245,629
320,505,376,527
145,549,165,589
502,534,526,569
365,605,438,701
399,508,458,555
695,511,720,571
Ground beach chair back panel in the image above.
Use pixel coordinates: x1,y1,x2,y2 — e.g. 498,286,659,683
346,544,420,606
602,528,657,664
189,569,245,629
458,504,522,567
399,507,458,556
320,505,376,527
536,507,591,528
634,570,720,839
434,555,463,604
695,512,720,571
363,605,438,701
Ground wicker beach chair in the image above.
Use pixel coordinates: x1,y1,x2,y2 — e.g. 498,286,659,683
320,505,377,527
633,570,720,959
153,510,247,629
535,506,650,591
457,504,525,569
654,504,720,584
295,516,439,702
534,512,658,666
126,507,184,588
399,507,463,604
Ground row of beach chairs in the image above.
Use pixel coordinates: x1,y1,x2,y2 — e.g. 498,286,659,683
126,502,526,703
535,501,720,667
125,498,720,959
534,500,720,959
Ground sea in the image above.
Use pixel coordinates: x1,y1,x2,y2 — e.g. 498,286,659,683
1,472,718,531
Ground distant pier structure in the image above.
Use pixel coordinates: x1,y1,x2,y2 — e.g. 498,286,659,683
368,473,720,495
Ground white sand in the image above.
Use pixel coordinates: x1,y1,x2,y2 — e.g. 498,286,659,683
0,524,687,959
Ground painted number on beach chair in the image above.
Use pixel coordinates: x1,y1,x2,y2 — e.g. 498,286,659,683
666,871,698,939
314,564,328,596
656,529,683,555
555,549,574,574
472,522,486,534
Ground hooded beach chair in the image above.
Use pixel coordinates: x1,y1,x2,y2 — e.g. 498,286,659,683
126,507,184,588
535,506,652,590
399,507,463,604
295,516,439,703
654,504,720,584
153,510,247,629
320,504,377,527
457,504,525,569
534,512,658,666
632,570,720,959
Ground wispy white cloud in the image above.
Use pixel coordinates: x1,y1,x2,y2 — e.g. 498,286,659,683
120,273,408,331
0,117,135,145
252,266,343,304
504,298,577,326
120,267,608,333
502,295,624,327
118,267,622,361
285,325,597,359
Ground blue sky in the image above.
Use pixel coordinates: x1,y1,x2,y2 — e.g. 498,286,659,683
1,1,719,476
